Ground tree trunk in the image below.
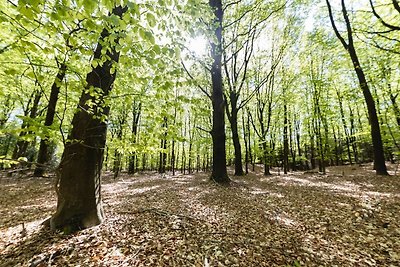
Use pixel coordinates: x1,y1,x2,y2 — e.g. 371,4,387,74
283,103,289,174
49,6,126,232
128,102,141,174
228,102,244,175
158,117,168,174
349,107,359,164
12,90,42,160
336,89,353,164
34,63,67,177
242,111,249,174
209,0,229,183
388,88,400,127
326,0,388,175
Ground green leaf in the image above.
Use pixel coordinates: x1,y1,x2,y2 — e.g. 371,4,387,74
4,69,17,75
146,12,156,27
127,2,140,17
83,0,96,15
144,31,155,44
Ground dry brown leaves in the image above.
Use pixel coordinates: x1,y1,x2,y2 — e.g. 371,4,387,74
0,163,399,266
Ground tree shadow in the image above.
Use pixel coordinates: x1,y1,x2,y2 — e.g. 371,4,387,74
0,225,72,267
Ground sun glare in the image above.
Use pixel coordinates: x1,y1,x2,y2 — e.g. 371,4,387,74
188,36,208,56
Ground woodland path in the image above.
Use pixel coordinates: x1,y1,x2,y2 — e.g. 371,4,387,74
0,164,399,266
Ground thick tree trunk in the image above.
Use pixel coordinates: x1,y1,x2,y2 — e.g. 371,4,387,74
34,63,67,177
49,6,126,232
355,64,387,174
209,0,229,183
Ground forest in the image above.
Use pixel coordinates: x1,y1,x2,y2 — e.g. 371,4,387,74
0,0,399,266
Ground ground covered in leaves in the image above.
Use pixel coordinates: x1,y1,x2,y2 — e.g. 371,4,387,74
1,163,400,266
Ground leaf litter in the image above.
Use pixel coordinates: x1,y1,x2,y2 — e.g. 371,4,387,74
0,163,399,266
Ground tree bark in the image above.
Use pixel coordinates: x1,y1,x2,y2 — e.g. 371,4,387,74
209,0,229,184
49,6,127,232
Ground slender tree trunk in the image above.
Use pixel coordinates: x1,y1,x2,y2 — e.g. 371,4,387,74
226,92,244,176
228,105,244,175
34,63,67,176
333,125,340,166
113,149,121,179
290,117,296,171
49,6,126,231
128,102,141,174
310,132,316,170
295,117,303,169
209,0,229,183
336,89,353,164
349,107,359,164
388,87,400,127
142,153,147,172
327,0,388,175
242,111,249,174
171,140,176,175
12,90,42,160
158,117,168,174
283,102,289,174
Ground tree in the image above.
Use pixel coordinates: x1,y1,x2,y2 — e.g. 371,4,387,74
49,5,127,231
33,62,66,176
209,0,230,184
326,0,389,175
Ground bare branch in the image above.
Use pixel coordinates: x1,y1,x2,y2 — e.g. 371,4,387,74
326,0,349,49
181,61,211,100
223,0,242,11
369,0,400,30
393,0,400,13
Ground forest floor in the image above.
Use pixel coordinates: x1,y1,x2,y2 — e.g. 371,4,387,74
0,163,400,267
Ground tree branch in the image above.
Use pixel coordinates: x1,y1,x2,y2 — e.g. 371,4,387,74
326,0,348,49
393,0,400,13
181,61,211,100
369,0,400,30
